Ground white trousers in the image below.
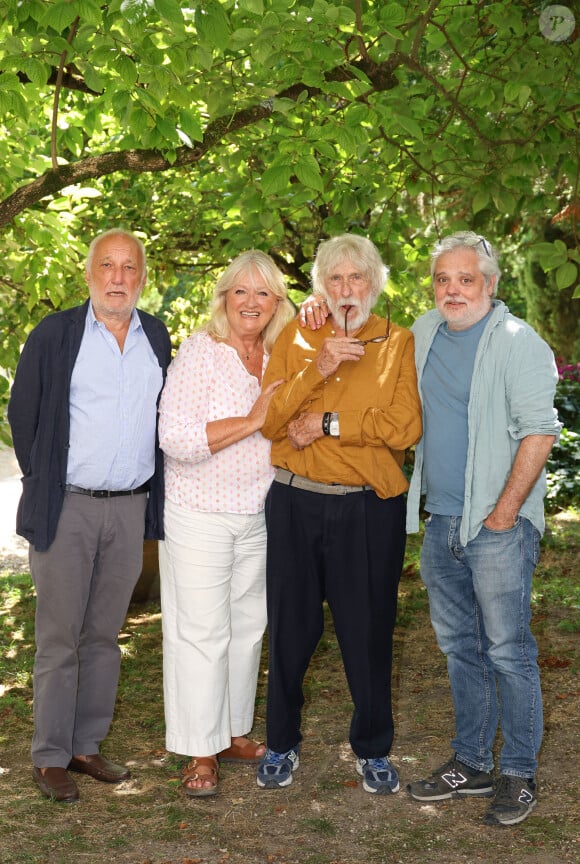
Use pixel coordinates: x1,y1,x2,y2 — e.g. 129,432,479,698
159,500,267,756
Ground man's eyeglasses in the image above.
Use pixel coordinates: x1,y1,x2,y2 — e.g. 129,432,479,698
344,302,391,345
327,272,367,289
473,236,491,257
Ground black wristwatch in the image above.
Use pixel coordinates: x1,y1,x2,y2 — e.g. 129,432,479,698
322,412,339,437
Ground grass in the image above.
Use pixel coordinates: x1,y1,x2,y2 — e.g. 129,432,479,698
0,509,578,864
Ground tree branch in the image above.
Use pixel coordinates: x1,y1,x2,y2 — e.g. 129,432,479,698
0,46,571,230
0,55,405,229
51,17,80,170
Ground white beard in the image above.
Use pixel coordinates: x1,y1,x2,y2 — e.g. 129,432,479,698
326,293,373,333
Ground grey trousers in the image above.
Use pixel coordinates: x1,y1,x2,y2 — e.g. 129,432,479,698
29,491,147,768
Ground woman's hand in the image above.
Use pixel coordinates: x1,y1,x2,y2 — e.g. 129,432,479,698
298,295,329,330
247,379,284,430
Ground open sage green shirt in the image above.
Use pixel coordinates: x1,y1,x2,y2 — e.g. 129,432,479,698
406,300,561,544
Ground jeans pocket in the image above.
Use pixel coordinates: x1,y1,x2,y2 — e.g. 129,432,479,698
480,515,521,535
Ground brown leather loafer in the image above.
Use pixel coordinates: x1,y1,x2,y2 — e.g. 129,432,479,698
32,766,79,803
68,754,131,783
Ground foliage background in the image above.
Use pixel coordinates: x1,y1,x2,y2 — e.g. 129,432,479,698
0,0,579,437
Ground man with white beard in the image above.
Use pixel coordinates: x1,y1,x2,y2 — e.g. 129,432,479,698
255,234,422,794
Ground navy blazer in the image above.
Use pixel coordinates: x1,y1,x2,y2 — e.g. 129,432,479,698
8,300,172,552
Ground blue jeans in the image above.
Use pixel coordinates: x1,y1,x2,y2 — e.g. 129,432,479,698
420,514,542,778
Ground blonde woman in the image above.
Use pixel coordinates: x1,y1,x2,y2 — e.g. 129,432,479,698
158,251,293,797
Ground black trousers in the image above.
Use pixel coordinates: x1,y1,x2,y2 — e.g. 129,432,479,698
264,480,406,758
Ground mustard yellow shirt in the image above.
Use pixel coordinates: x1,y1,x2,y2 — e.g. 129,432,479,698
262,314,422,499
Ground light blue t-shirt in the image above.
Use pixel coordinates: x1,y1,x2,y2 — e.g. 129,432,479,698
422,312,490,515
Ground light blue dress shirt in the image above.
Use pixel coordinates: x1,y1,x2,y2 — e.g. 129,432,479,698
66,304,163,490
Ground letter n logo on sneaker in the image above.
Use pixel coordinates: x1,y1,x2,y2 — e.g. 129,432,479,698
441,769,468,790
518,788,534,804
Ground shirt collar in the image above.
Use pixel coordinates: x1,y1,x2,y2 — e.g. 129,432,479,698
87,303,142,331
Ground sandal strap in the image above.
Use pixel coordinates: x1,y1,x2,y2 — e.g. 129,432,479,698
219,739,266,761
182,756,218,782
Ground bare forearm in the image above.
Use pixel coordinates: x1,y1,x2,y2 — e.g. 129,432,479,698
206,416,259,454
206,380,282,453
485,434,556,528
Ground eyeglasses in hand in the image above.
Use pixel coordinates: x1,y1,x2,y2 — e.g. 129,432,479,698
344,302,391,345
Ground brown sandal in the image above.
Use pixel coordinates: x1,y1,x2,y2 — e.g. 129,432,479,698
181,756,219,798
218,738,266,764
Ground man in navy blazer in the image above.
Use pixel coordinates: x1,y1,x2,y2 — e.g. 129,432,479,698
8,228,171,802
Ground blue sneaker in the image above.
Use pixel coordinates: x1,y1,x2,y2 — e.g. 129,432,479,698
256,747,300,789
356,756,400,794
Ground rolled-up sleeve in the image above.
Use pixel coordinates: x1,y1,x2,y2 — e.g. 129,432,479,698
506,328,562,441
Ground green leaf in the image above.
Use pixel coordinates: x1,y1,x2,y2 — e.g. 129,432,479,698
530,241,569,271
83,64,105,92
41,2,79,32
491,188,516,214
0,91,11,117
91,45,114,67
195,1,231,49
156,116,179,144
116,55,138,86
21,58,49,86
179,110,203,143
335,125,360,155
517,85,531,109
117,0,149,22
556,261,577,291
472,189,490,214
343,103,370,126
397,113,424,142
230,28,257,50
112,89,131,116
379,3,406,27
261,164,292,196
75,0,103,26
129,106,151,138
153,0,184,25
238,0,264,14
294,155,323,192
503,82,532,109
0,72,21,92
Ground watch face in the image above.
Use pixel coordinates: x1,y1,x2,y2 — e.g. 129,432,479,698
329,419,339,436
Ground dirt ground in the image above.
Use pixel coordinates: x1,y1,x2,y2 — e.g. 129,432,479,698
1,584,578,864
0,449,577,864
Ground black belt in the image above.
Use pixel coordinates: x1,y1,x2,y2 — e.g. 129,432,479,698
274,467,373,496
64,483,150,498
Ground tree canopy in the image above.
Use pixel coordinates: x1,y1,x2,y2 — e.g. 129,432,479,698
0,0,579,431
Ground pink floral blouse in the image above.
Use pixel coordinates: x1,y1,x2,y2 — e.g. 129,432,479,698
158,330,274,514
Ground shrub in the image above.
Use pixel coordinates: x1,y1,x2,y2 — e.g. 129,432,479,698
545,361,580,512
